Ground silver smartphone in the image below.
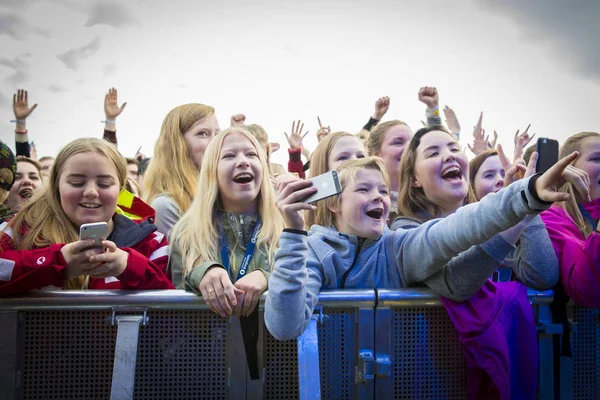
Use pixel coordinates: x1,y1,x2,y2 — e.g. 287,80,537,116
79,222,109,250
303,171,343,203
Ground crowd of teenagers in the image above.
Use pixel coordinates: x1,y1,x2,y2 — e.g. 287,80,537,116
0,86,598,398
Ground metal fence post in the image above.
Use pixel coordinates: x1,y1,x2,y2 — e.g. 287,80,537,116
110,312,147,400
0,311,22,400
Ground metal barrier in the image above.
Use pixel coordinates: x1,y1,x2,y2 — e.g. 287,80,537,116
567,305,600,400
0,288,561,400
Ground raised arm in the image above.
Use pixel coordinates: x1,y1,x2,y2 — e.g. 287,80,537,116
12,89,38,158
102,87,127,146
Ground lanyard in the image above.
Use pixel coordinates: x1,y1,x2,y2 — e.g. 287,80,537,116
219,216,261,281
578,203,598,231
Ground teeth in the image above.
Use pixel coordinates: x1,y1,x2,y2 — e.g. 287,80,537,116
80,204,100,208
442,166,460,175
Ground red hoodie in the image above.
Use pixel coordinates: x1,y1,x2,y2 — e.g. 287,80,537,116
0,214,174,295
540,198,600,307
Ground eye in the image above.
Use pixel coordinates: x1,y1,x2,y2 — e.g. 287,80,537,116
70,182,84,187
427,152,438,158
247,152,258,157
31,175,40,181
357,153,366,159
196,131,209,137
222,153,235,159
380,189,389,196
450,147,460,153
484,174,493,179
393,140,404,146
356,187,368,193
590,156,600,162
336,155,348,161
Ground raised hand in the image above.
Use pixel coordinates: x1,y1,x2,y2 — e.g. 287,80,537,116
535,152,591,203
514,124,536,149
443,106,460,133
316,116,331,142
104,87,127,120
13,89,38,120
230,114,246,127
270,142,280,153
467,113,489,155
275,178,317,230
233,270,268,317
284,120,309,150
199,266,244,318
373,96,390,120
497,143,527,186
418,87,439,110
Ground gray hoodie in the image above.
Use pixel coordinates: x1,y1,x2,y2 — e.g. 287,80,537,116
265,176,552,340
391,215,559,299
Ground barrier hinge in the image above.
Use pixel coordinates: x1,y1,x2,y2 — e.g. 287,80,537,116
313,306,328,325
108,307,149,326
375,354,392,378
357,350,375,383
536,322,563,335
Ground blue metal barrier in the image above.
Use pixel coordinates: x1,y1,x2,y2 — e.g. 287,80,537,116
0,288,563,400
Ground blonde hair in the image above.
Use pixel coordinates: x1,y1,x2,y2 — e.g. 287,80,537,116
307,131,358,227
16,156,42,174
367,120,410,156
6,138,127,289
243,124,273,174
397,126,476,222
316,157,390,227
144,103,215,213
557,132,600,238
171,127,285,278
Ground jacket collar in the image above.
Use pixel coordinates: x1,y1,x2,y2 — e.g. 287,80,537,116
109,214,157,248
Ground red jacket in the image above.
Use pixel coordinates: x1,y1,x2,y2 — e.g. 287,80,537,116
540,198,600,307
0,214,174,295
288,147,306,179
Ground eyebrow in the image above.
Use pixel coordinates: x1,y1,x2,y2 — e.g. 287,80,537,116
424,142,458,152
66,174,115,179
482,169,501,175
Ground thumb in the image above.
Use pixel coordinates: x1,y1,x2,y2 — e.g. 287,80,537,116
119,102,127,112
233,286,244,296
29,103,38,113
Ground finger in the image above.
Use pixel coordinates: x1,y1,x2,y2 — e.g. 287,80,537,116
216,280,233,316
29,103,38,113
242,290,257,317
526,152,538,176
317,116,322,128
526,133,536,146
207,287,228,318
467,143,474,152
522,124,531,135
221,274,239,307
299,122,304,134
476,112,483,128
101,240,118,252
119,102,127,112
291,121,295,133
24,90,28,103
69,239,98,253
283,132,290,142
301,130,309,139
547,151,579,177
496,144,512,170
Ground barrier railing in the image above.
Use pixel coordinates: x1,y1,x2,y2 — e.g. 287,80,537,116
0,288,567,400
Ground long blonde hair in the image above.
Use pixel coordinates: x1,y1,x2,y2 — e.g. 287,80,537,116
307,131,358,227
558,132,600,238
7,138,127,289
171,127,284,278
316,157,390,227
397,126,476,222
144,103,215,213
367,120,410,156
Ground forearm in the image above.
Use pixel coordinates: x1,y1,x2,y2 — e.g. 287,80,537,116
265,231,320,341
363,117,380,132
118,248,174,289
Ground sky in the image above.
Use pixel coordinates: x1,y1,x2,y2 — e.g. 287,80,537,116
0,0,599,166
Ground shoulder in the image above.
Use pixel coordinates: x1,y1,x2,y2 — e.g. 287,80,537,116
390,216,423,230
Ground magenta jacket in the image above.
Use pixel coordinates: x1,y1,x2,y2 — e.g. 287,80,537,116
540,198,600,307
442,281,538,400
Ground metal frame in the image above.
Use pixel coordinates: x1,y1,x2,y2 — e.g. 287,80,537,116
0,311,23,400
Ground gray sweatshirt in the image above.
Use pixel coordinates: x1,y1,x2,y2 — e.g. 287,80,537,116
151,194,182,240
265,177,552,340
391,215,559,300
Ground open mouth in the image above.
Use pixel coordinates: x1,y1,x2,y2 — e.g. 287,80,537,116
366,208,384,220
79,203,101,209
19,188,33,200
441,166,463,182
233,173,254,184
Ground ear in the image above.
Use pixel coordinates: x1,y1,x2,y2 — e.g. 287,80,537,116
328,203,342,216
411,179,422,188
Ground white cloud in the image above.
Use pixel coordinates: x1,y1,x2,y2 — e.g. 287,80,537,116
56,37,101,70
84,1,136,29
46,84,68,93
0,53,33,84
0,12,50,40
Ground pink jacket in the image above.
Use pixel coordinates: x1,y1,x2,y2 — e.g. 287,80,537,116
540,198,600,307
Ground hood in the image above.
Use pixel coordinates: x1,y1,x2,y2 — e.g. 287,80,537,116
109,214,157,248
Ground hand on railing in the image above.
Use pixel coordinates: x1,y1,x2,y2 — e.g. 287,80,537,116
199,267,243,318
233,270,267,317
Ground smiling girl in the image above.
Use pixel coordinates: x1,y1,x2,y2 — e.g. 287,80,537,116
0,138,173,295
392,127,558,296
144,103,220,238
3,156,43,217
169,127,284,317
540,132,600,307
266,151,576,340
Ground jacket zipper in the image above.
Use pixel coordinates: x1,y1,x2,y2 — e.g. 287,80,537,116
340,237,366,289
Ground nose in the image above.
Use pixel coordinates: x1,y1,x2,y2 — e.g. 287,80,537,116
236,155,251,168
83,183,99,198
20,177,33,187
371,189,384,202
495,176,504,188
443,151,456,163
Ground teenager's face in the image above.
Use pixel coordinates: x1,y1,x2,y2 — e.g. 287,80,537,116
412,130,469,214
327,136,366,171
126,164,138,182
217,133,263,213
573,136,600,201
5,161,43,212
59,152,120,229
473,155,505,200
332,168,390,239
183,113,221,169
375,124,412,178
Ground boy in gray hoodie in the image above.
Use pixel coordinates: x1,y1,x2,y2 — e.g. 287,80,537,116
266,155,579,340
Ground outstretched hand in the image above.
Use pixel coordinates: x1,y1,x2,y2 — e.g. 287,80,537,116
467,112,489,155
316,116,331,142
284,120,309,150
13,89,38,120
443,106,460,133
535,152,591,203
230,114,246,127
104,88,127,119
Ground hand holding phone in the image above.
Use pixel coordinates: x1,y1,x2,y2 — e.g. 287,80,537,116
536,138,559,174
302,171,342,204
79,222,109,251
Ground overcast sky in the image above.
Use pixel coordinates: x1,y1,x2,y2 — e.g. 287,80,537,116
1,0,599,166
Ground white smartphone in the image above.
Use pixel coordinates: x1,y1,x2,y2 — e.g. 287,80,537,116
303,171,343,204
79,222,109,249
